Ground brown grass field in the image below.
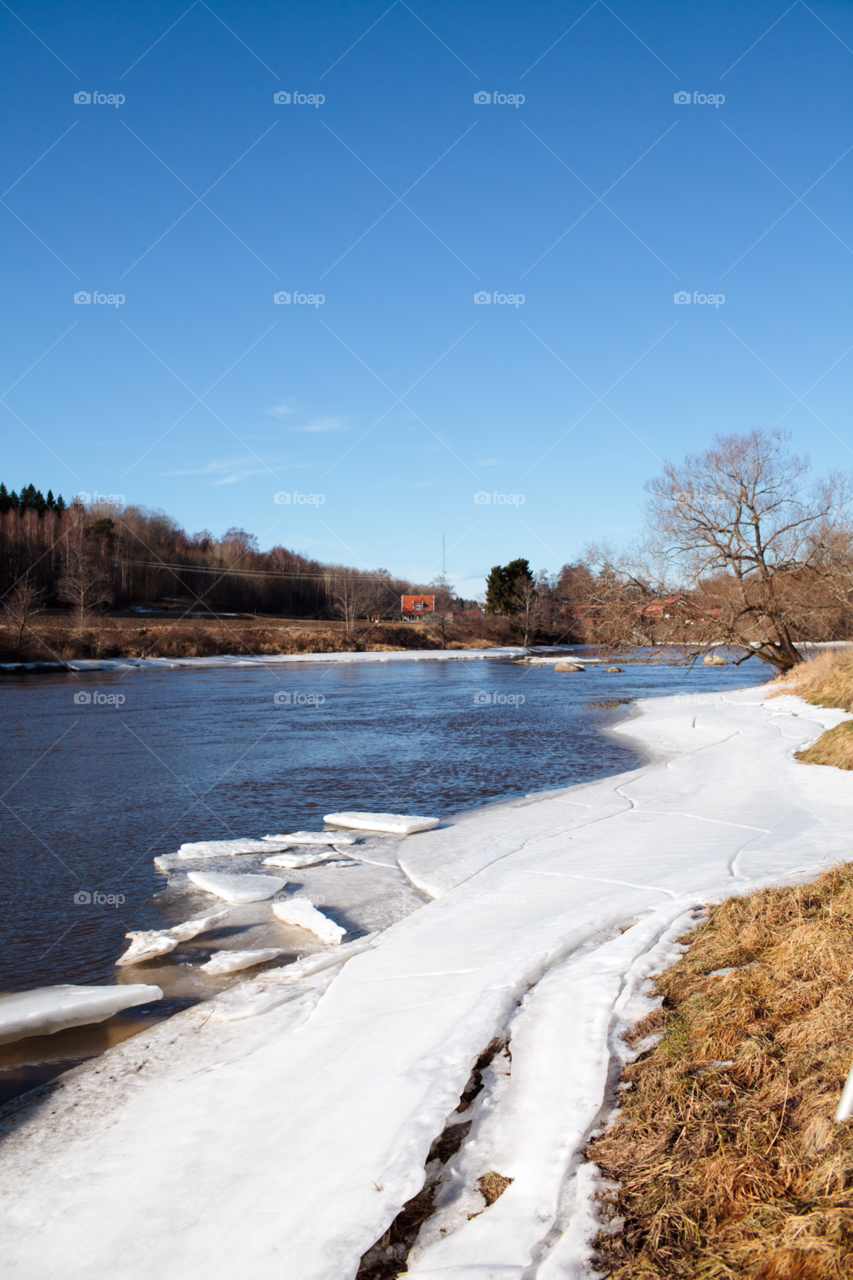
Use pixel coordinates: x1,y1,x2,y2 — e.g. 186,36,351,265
0,610,511,665
769,650,853,771
587,865,853,1280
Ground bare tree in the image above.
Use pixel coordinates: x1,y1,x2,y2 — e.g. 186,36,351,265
428,575,456,647
2,576,45,657
331,570,367,634
511,573,540,647
58,534,113,633
586,430,852,671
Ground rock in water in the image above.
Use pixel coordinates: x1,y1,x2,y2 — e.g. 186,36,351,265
554,662,584,672
703,654,727,666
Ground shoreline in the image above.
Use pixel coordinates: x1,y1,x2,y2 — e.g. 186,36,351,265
2,683,852,1278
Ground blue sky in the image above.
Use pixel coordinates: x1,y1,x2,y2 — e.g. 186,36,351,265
1,0,851,597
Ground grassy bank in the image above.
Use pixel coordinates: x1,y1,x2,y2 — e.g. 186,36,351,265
587,865,853,1279
0,611,512,664
770,651,853,771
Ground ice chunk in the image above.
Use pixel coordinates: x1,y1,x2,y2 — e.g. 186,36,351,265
169,909,231,941
117,932,180,967
0,984,163,1046
176,838,289,860
262,831,357,847
188,871,286,904
323,811,440,835
200,949,284,975
262,850,351,870
116,911,232,966
272,898,347,945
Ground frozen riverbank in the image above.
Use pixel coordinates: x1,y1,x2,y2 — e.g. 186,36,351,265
1,682,852,1279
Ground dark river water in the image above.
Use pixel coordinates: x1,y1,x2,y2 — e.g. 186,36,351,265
1,652,771,998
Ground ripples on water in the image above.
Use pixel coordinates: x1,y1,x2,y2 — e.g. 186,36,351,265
1,653,770,993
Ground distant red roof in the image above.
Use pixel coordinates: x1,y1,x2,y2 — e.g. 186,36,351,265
401,594,435,613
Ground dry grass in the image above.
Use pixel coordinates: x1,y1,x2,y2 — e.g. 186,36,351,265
0,613,500,663
769,651,853,714
586,863,853,1280
796,723,853,773
768,651,853,772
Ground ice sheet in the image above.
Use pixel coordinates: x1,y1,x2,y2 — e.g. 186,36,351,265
324,811,440,834
263,831,358,847
200,949,284,976
176,839,290,859
0,984,163,1045
116,911,231,966
272,898,347,945
187,871,286,903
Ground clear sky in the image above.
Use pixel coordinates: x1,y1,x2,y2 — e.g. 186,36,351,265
1,0,851,597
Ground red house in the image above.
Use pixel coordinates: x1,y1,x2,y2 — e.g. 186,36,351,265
401,594,435,619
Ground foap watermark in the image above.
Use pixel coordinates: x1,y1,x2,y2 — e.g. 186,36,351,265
474,91,525,107
73,690,126,707
74,490,125,507
474,491,525,506
274,491,325,505
674,291,725,307
473,691,525,707
274,291,325,307
675,693,722,706
74,91,125,107
474,290,525,307
674,91,725,107
273,91,325,106
273,691,326,706
74,291,125,307
73,890,126,907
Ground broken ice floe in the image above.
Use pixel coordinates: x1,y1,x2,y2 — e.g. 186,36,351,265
323,811,439,835
187,871,286,904
116,910,231,966
272,898,346,945
262,849,354,870
176,838,291,860
200,948,284,976
262,831,358,847
0,983,163,1046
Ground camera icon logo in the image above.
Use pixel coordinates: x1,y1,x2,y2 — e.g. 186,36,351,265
474,91,491,104
73,690,92,705
673,91,691,104
473,691,492,704
73,890,92,904
74,291,91,304
74,91,92,104
273,91,291,104
273,291,291,304
474,491,492,505
274,491,291,504
74,491,92,504
474,291,491,304
273,691,292,705
674,291,691,304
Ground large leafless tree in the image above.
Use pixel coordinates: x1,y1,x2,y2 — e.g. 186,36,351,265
583,430,852,671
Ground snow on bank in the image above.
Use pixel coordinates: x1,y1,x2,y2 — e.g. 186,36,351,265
0,984,162,1045
0,646,526,675
1,686,852,1279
